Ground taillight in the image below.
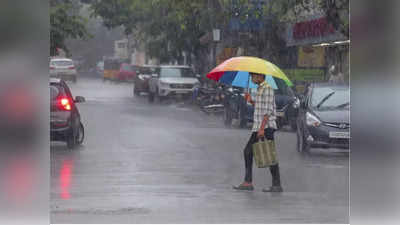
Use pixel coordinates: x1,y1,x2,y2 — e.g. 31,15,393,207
50,66,55,70
68,66,75,70
59,97,71,111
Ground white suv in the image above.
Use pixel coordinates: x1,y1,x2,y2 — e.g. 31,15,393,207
50,58,78,83
148,65,200,102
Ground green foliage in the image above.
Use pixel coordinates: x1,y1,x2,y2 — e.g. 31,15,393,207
89,0,348,64
50,0,92,56
90,0,227,63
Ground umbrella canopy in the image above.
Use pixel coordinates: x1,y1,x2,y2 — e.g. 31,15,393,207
206,56,293,89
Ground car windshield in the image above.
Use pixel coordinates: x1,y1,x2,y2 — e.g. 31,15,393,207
160,67,195,78
311,86,350,110
51,60,73,67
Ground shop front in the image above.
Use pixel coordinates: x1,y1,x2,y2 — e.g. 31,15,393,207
285,15,349,83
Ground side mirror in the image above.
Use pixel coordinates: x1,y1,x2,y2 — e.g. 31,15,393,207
74,96,85,103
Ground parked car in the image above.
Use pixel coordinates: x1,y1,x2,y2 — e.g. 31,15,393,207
223,81,299,130
148,65,200,102
50,78,85,149
116,63,136,82
50,58,78,83
296,83,350,153
133,65,159,96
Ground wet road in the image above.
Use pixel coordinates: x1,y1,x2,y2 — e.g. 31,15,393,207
51,77,349,224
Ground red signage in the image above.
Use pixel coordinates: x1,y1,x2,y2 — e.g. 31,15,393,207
293,17,335,40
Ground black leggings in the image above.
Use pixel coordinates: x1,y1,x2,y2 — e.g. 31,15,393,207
243,128,281,186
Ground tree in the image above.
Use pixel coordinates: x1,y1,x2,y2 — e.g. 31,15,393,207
89,0,348,69
320,0,349,38
89,0,229,64
50,0,91,56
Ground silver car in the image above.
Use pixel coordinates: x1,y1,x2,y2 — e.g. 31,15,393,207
50,58,78,83
148,65,200,102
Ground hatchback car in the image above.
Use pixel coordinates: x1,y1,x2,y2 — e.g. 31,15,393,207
50,58,78,83
296,83,350,153
50,78,85,149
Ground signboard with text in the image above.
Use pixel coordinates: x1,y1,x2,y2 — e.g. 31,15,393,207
285,16,346,47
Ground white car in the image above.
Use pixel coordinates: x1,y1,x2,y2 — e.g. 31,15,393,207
50,58,78,83
148,65,200,102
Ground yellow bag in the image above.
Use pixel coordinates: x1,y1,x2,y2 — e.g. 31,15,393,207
252,138,278,168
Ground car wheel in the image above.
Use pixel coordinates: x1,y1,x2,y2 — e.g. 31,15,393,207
76,122,84,145
223,107,232,127
296,121,310,153
238,105,247,128
290,118,297,131
66,131,76,149
156,89,164,103
148,92,155,103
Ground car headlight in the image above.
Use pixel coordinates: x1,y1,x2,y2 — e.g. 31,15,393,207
292,97,300,109
306,112,321,127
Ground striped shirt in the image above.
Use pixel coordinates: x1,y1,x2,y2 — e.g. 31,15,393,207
252,81,277,132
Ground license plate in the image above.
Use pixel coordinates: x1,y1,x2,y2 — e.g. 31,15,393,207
329,132,350,139
276,111,284,117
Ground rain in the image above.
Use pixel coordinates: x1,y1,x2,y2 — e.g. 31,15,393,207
48,0,350,224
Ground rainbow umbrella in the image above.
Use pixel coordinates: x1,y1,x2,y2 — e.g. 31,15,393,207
206,56,292,90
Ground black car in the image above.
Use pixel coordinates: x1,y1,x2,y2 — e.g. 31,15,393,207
296,83,350,152
50,78,85,149
223,81,299,130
